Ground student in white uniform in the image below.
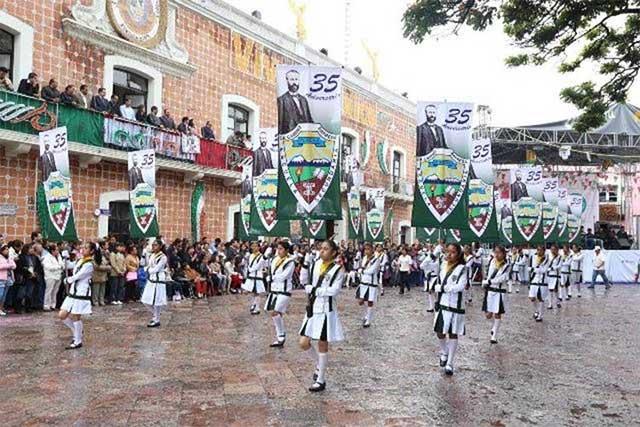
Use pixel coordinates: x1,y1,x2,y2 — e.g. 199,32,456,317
58,242,98,350
546,244,562,309
507,247,519,293
433,243,468,376
420,246,439,312
471,242,484,285
528,245,548,322
265,241,296,348
559,243,573,303
299,240,345,392
141,240,168,327
482,245,511,344
516,246,529,287
376,245,388,296
463,245,474,303
241,242,268,315
299,248,314,288
355,242,382,328
570,244,584,297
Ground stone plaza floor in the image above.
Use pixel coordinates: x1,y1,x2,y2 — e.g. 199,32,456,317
0,284,639,426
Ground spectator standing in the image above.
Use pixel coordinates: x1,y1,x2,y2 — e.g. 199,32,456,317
0,244,16,316
177,116,189,134
76,84,91,108
90,87,110,112
146,106,161,127
226,130,244,146
15,244,39,313
108,94,120,116
109,244,126,305
397,247,413,295
589,246,611,289
124,246,140,302
119,97,136,120
135,105,146,122
201,121,216,140
42,245,64,311
60,85,79,107
41,79,61,103
0,66,14,91
160,109,176,130
17,72,40,97
91,241,111,306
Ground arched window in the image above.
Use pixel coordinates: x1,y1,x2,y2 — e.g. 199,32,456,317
227,104,250,137
220,95,260,143
0,29,14,79
112,67,149,109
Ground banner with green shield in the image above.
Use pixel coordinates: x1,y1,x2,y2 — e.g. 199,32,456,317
302,219,328,240
364,188,385,242
276,65,343,220
191,182,205,243
128,149,159,239
347,189,362,240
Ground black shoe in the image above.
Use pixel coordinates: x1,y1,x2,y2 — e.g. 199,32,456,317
490,339,498,344
249,304,256,313
309,382,326,392
557,303,562,308
363,320,371,328
547,306,553,310
147,321,161,328
270,338,286,348
533,312,539,319
567,295,572,299
535,317,543,322
426,308,434,313
605,285,611,290
444,365,454,376
65,342,82,350
439,354,448,367
250,310,261,315
313,372,318,381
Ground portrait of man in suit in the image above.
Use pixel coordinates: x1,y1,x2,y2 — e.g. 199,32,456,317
253,131,274,176
510,170,529,202
40,143,58,179
241,175,252,198
128,155,146,191
416,104,447,157
277,69,314,135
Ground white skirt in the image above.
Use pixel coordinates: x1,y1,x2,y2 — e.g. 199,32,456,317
424,275,438,292
433,306,465,335
141,282,167,306
299,311,344,342
60,296,92,315
355,284,378,303
482,289,506,314
242,277,266,294
547,278,559,291
560,273,571,287
264,292,290,313
528,284,548,302
570,272,582,285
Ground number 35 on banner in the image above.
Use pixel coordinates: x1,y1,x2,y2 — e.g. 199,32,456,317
470,137,494,184
39,126,68,151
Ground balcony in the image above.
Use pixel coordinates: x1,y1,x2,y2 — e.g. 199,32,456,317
0,90,251,182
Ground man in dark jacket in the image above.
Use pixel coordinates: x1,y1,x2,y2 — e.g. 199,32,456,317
90,87,110,112
17,72,40,97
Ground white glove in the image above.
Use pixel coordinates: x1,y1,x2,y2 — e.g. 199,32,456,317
305,285,313,294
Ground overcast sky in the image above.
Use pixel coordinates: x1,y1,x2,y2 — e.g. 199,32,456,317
229,0,639,127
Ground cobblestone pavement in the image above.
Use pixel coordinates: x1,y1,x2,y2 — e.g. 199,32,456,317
0,284,639,426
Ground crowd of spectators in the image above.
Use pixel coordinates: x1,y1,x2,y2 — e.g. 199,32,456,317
0,68,252,149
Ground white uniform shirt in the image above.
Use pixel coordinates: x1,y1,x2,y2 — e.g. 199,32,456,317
593,252,606,271
270,256,295,293
360,254,382,285
398,255,413,272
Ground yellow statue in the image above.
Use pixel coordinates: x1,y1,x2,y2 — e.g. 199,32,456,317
288,0,307,41
362,40,380,82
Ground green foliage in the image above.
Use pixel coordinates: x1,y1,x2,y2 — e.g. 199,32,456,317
402,0,640,130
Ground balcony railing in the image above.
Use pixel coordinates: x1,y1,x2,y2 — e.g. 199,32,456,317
0,89,251,171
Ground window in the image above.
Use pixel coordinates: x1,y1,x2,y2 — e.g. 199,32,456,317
392,151,403,192
112,67,149,109
108,201,130,243
0,29,13,79
227,104,250,137
600,185,619,203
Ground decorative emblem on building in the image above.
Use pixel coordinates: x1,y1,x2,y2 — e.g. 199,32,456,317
106,0,168,48
0,100,57,131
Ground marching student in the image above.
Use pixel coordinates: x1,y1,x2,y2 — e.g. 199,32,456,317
463,245,474,303
58,242,99,350
376,244,388,296
471,242,484,285
241,242,268,315
546,244,562,309
355,242,382,328
265,241,296,348
559,243,573,303
570,244,584,297
141,240,168,328
299,240,345,392
516,246,529,289
482,245,511,344
299,247,314,288
507,247,519,293
433,243,468,376
529,245,548,322
420,245,439,312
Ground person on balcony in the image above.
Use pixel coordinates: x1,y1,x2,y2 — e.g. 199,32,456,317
177,116,190,134
135,105,146,123
0,67,14,91
76,84,90,109
146,106,162,127
119,96,136,121
160,109,176,130
90,87,109,112
41,79,61,103
201,121,216,140
17,72,40,98
108,94,120,116
60,85,79,107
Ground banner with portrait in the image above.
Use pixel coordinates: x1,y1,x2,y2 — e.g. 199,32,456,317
191,182,205,243
470,137,494,184
412,101,474,229
238,159,254,241
128,149,159,238
347,189,362,240
541,177,559,242
249,128,290,237
302,220,327,240
510,166,543,245
364,188,385,242
36,126,78,241
495,191,512,235
464,179,499,243
556,187,569,242
276,65,342,220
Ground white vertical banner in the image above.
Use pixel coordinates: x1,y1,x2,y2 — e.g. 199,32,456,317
128,149,158,237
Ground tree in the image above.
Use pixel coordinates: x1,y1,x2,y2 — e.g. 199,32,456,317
402,0,640,132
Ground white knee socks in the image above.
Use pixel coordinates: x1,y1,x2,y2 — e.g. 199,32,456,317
492,319,501,339
153,305,161,322
365,306,373,322
447,339,458,367
548,292,555,308
73,320,83,344
508,280,513,293
317,353,328,384
427,294,434,311
272,314,285,338
62,317,74,333
438,337,448,356
538,301,544,318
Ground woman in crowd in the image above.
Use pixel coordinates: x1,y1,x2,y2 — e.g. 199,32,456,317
0,244,16,316
546,244,562,309
397,247,413,295
241,242,268,315
482,245,511,344
356,242,382,328
59,242,99,349
529,245,549,322
265,241,296,348
42,244,65,311
141,240,168,328
570,244,584,298
91,241,112,306
15,244,39,314
124,245,140,302
299,240,345,392
420,244,439,312
559,244,573,303
433,243,468,376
